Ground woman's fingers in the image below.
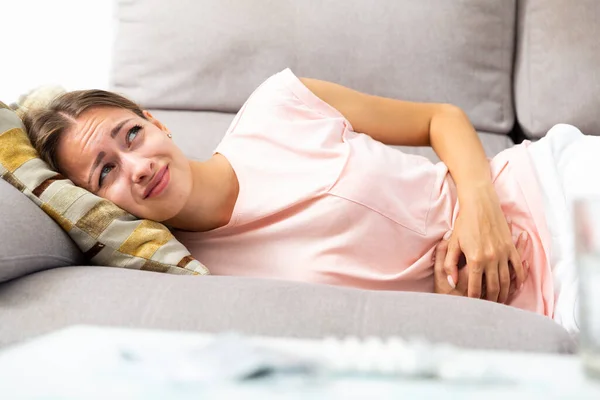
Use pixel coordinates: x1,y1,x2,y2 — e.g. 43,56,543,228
501,233,522,303
515,232,529,283
467,261,484,299
455,264,470,296
443,234,461,287
434,239,455,294
491,232,526,303
435,239,449,266
510,232,528,289
507,233,529,301
497,258,511,304
485,262,500,302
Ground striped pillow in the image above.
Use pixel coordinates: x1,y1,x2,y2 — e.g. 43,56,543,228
0,102,209,276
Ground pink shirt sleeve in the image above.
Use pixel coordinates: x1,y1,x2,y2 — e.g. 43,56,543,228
277,69,355,130
220,68,354,142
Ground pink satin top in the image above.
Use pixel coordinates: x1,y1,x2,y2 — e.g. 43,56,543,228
174,68,554,318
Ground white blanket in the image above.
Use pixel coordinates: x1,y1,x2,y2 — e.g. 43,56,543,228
526,124,600,335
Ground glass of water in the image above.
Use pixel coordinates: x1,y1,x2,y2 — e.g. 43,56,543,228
574,198,600,378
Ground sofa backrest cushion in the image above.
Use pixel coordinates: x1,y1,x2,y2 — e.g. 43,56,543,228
515,0,600,138
111,0,517,135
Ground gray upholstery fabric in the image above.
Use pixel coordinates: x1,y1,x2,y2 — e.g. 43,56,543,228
0,180,84,283
515,0,600,138
113,0,517,134
150,110,234,161
0,267,575,353
151,109,514,163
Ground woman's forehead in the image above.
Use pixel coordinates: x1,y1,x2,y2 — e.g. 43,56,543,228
58,109,134,180
71,108,135,142
78,106,136,124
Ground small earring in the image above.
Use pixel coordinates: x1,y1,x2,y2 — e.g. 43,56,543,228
167,133,172,138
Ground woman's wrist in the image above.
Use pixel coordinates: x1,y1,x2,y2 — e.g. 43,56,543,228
428,107,495,198
456,179,497,203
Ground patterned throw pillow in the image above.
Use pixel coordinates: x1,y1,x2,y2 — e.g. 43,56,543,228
0,101,209,276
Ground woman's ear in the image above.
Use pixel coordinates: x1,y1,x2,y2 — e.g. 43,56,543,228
142,110,171,134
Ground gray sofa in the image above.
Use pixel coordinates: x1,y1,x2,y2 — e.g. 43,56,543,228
1,0,599,353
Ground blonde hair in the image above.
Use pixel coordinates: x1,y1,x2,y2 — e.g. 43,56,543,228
19,88,146,172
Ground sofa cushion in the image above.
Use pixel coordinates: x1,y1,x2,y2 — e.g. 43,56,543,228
515,0,600,138
112,0,517,135
0,179,85,282
0,266,575,353
151,109,515,163
0,104,208,279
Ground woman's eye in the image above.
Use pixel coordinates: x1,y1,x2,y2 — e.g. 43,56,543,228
126,125,142,145
99,164,114,187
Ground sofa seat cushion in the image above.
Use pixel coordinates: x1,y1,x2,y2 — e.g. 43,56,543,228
0,266,575,353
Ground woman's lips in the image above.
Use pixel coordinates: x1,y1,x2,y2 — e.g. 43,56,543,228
145,166,170,199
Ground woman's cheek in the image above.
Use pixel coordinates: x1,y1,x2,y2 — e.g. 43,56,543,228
107,183,133,209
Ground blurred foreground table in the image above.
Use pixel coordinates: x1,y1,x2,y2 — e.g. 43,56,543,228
0,325,598,399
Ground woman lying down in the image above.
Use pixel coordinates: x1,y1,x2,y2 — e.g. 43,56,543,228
22,68,588,335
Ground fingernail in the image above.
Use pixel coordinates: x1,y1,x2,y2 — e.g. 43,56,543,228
521,231,528,241
447,275,456,289
506,217,512,225
443,231,452,240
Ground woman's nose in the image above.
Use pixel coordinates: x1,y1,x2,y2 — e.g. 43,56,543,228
123,154,154,184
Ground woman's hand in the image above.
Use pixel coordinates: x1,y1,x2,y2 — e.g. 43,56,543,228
435,231,529,300
434,239,469,297
443,183,527,303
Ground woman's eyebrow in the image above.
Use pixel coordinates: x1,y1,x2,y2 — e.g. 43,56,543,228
87,151,106,188
86,118,133,188
111,118,132,138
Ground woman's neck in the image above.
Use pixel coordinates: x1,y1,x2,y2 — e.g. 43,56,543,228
166,154,239,232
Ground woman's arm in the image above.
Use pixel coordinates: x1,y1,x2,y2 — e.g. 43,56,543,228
301,77,526,303
300,77,463,147
300,78,490,182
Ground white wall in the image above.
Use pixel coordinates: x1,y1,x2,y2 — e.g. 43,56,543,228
0,0,114,104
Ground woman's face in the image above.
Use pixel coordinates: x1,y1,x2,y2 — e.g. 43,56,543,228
56,107,193,222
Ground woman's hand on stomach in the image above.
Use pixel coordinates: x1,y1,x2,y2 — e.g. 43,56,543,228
442,184,528,303
434,232,529,302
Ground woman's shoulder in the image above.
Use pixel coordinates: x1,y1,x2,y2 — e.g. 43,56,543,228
217,68,349,151
236,68,296,113
218,69,289,138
